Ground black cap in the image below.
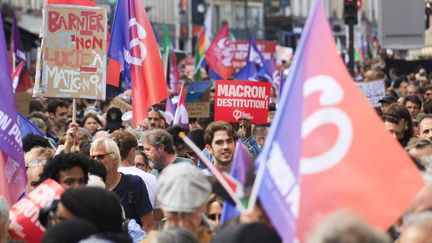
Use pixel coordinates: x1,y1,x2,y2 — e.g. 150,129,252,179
378,96,398,104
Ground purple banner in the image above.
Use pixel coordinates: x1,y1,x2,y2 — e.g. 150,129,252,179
0,12,27,203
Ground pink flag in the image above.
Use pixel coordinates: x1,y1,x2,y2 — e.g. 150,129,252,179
164,97,175,125
173,83,189,128
169,52,180,94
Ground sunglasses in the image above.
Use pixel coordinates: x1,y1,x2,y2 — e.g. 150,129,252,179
207,213,221,221
90,152,113,160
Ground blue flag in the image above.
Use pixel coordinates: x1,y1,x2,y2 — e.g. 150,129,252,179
234,61,257,80
220,139,250,225
257,58,276,82
209,68,222,80
17,113,44,138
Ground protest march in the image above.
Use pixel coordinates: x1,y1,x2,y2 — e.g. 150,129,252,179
0,0,432,242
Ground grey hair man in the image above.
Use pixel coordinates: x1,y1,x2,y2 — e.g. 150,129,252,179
141,129,193,177
90,137,153,232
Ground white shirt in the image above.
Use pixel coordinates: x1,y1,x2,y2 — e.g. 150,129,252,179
118,166,159,209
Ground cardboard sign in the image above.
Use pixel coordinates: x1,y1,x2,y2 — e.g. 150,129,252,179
110,96,132,114
15,92,32,117
9,179,64,242
215,80,271,124
186,81,211,118
232,40,276,68
356,80,386,107
36,5,107,100
187,102,210,118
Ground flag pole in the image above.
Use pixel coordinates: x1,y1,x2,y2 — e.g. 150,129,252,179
179,132,246,212
163,49,170,82
245,160,265,213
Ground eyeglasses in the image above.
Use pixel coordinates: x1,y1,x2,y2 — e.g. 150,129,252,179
207,213,221,221
90,152,113,160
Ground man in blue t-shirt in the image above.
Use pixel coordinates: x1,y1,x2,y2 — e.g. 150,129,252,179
90,137,153,232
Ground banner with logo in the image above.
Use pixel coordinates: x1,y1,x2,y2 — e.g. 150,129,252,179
9,179,64,242
215,80,271,124
232,40,276,68
36,5,107,100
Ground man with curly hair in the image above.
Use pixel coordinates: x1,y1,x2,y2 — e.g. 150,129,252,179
38,152,89,190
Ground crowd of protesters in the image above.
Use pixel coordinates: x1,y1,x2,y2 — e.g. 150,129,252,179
2,49,432,243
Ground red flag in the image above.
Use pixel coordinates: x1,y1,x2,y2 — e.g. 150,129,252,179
205,23,233,79
292,0,424,241
46,0,96,6
108,0,168,127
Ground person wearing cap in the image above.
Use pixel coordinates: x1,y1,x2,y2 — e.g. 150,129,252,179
105,107,124,133
90,137,153,232
140,129,194,177
204,121,237,172
157,163,212,240
378,96,398,114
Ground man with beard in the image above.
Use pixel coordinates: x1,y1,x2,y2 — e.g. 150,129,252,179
204,121,237,172
141,129,193,177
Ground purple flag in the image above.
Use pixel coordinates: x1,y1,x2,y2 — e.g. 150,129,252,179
234,37,265,80
220,139,250,224
0,12,27,204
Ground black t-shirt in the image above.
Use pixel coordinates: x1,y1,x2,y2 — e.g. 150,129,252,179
112,173,153,226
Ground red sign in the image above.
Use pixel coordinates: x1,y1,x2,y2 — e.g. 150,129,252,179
215,80,271,124
9,179,64,242
232,40,276,68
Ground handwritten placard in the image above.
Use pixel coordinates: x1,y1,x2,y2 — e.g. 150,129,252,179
37,5,107,100
356,80,386,107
